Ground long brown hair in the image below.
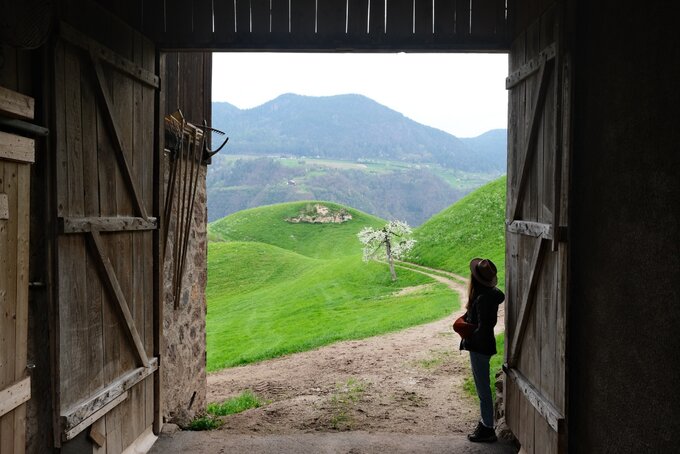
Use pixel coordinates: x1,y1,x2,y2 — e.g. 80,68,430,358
466,275,483,311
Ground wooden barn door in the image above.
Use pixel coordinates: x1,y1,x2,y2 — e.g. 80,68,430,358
52,18,160,453
504,4,570,454
0,87,34,454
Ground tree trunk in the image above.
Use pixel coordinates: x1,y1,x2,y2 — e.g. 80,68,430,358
385,239,397,281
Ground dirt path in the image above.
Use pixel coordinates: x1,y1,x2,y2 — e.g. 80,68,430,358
201,265,505,436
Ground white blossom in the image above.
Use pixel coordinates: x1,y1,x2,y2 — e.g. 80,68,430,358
357,221,416,280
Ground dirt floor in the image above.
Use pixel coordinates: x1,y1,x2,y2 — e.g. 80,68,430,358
151,263,512,453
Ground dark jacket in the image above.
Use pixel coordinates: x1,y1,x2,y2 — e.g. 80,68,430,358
460,286,505,356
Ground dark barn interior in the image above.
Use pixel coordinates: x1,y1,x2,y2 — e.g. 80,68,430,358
0,1,678,453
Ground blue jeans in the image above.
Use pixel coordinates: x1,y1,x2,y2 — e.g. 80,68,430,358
469,351,494,428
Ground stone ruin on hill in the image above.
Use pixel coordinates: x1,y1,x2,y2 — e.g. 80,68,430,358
286,204,353,224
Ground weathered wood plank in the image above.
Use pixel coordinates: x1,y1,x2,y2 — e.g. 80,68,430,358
290,0,316,36
79,51,106,404
414,0,433,35
527,19,541,223
553,45,570,253
386,0,413,37
555,54,571,416
271,0,290,33
471,0,500,38
368,0,386,35
517,239,537,452
235,0,251,33
111,34,136,400
62,43,92,416
213,0,237,39
251,0,271,34
433,0,455,35
60,358,158,431
519,378,535,453
509,55,554,222
63,392,128,442
504,373,520,445
50,39,67,449
86,230,150,368
347,0,369,35
91,417,107,453
0,86,34,120
0,377,30,418
507,237,548,367
130,32,147,444
125,426,157,454
538,15,557,427
0,161,18,450
152,50,165,436
164,0,194,45
59,216,158,233
90,53,149,220
506,367,564,433
506,42,555,89
504,30,524,443
93,48,121,449
507,220,553,239
60,22,160,88
0,131,35,163
537,254,557,454
105,405,123,454
154,32,511,51
0,194,7,219
317,0,347,35
88,425,106,448
13,162,30,452
192,0,216,44
455,0,471,36
141,37,157,430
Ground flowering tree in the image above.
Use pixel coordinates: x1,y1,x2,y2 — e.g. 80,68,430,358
357,221,416,281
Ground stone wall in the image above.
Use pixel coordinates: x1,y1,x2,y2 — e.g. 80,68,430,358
160,51,212,428
161,159,208,426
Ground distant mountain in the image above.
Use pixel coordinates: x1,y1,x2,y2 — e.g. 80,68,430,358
460,129,507,172
206,157,468,226
212,94,505,172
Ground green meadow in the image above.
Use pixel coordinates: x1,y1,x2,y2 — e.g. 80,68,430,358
409,176,507,289
206,177,506,372
207,202,458,371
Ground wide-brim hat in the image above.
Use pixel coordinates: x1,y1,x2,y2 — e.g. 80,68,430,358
470,258,498,288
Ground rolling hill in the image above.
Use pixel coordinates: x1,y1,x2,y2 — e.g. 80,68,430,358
206,201,458,371
208,201,385,258
212,94,506,172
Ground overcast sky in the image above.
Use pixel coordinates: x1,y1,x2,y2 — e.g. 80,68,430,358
212,52,508,138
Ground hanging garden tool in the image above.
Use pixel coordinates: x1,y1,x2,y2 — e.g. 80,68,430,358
201,121,229,162
163,111,228,309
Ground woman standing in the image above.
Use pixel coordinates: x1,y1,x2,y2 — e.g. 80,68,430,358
460,258,505,443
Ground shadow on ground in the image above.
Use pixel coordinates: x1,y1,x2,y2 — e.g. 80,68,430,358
150,431,519,454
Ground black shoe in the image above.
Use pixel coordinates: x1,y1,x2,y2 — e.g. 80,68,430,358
467,421,497,443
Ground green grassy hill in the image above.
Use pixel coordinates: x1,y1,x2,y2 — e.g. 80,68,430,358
408,176,506,289
207,201,458,371
208,201,385,258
